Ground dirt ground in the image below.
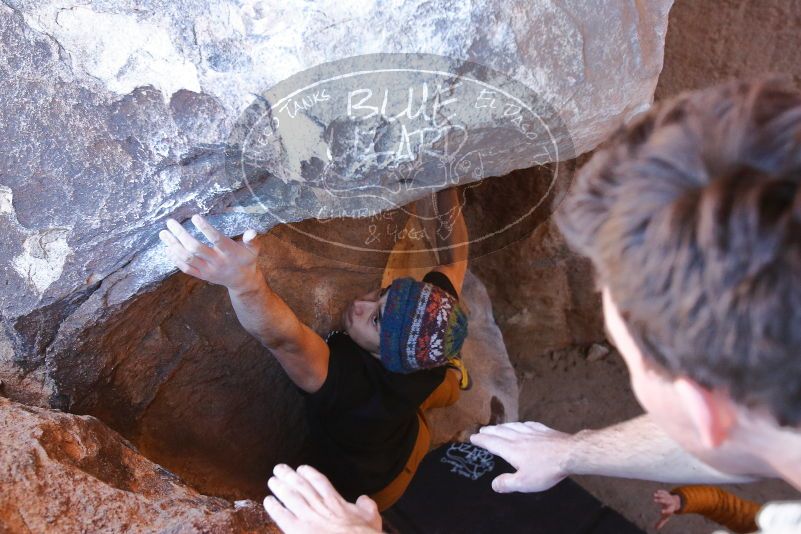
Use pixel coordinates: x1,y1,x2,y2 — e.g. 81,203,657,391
512,343,799,534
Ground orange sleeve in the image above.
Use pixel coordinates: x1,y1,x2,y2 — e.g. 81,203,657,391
671,485,761,534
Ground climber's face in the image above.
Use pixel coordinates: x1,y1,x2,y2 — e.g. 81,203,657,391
343,286,389,357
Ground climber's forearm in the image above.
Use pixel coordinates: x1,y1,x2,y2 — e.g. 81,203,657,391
567,415,757,485
227,272,329,392
228,272,302,348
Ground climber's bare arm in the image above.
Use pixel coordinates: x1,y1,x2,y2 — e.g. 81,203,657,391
470,415,758,494
415,187,468,293
159,215,328,393
226,275,329,393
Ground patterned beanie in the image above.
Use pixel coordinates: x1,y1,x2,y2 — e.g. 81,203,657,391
379,277,468,374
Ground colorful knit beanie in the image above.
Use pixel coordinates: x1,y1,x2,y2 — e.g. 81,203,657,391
379,277,468,374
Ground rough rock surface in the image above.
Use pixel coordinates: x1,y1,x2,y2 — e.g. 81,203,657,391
655,0,801,100
0,0,673,409
0,396,275,533
471,217,605,372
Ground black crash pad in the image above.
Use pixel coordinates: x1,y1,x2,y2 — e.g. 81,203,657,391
382,442,644,534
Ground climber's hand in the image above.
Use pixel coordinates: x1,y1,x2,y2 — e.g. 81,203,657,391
469,421,572,493
653,489,682,530
264,464,382,534
159,214,261,291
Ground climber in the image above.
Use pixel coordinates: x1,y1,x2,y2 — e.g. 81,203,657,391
159,185,471,513
469,80,801,534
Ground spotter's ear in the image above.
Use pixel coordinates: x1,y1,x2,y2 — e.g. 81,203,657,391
674,377,736,449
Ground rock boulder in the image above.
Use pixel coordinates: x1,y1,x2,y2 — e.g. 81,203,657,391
0,396,275,533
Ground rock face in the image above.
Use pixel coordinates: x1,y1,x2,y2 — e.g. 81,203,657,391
0,396,275,533
471,217,606,372
655,0,801,100
0,0,673,410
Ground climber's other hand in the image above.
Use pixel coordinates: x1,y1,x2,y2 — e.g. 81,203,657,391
159,214,261,291
653,489,682,530
470,421,572,493
264,464,382,534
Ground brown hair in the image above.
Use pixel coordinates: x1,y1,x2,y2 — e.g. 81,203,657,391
557,80,801,426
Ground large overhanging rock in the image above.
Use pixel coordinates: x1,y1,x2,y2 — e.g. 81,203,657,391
0,1,673,404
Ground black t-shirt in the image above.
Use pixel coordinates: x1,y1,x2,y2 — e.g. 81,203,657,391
303,271,458,501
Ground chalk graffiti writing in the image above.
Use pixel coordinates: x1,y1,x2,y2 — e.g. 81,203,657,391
277,89,331,119
347,82,460,126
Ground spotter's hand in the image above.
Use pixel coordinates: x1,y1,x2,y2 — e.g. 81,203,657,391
653,489,682,530
159,214,260,291
264,464,382,534
469,421,572,493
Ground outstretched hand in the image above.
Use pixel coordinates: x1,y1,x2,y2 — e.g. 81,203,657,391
159,214,260,291
469,421,573,493
264,464,382,534
653,489,682,530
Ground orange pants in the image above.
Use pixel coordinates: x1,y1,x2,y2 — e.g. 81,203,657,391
369,369,461,511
